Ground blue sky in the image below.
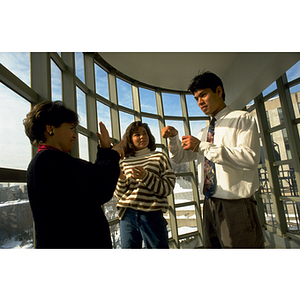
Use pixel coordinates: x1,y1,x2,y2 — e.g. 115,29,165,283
1,52,300,171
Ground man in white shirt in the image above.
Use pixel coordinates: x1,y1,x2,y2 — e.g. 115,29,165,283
161,71,264,248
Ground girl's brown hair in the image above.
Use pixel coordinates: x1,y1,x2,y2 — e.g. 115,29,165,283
122,121,156,157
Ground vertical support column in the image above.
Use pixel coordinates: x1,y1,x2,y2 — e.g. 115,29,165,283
156,89,179,248
255,93,288,236
84,53,98,161
180,93,203,246
30,52,51,103
61,52,79,158
108,70,121,141
132,81,141,122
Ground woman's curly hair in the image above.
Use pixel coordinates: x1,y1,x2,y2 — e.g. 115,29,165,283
23,101,79,147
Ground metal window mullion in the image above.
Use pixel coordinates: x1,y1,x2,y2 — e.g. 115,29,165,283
180,93,203,246
132,81,141,122
30,52,51,103
61,52,79,158
108,71,121,141
84,53,98,161
155,89,179,248
255,93,288,236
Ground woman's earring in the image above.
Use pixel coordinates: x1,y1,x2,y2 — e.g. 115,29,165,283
49,131,54,136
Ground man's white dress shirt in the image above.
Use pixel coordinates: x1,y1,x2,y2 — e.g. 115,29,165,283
168,106,260,200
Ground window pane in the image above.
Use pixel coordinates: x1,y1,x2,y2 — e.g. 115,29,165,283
117,78,133,109
95,64,109,100
162,93,182,116
141,117,161,144
174,176,194,205
186,94,205,117
78,133,89,161
262,81,277,97
189,120,207,137
270,129,291,161
0,183,33,249
278,164,298,197
139,87,157,114
119,112,134,138
176,204,197,236
286,60,300,82
0,52,30,86
263,197,276,228
290,85,300,118
75,52,84,83
51,59,62,101
97,101,111,136
0,84,31,170
264,95,281,128
284,200,300,234
76,87,87,128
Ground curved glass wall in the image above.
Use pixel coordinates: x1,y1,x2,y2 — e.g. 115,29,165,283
1,52,300,249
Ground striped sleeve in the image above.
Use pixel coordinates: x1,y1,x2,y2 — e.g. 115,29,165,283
141,152,175,197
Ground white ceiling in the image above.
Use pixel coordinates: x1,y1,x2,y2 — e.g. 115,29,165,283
98,52,300,109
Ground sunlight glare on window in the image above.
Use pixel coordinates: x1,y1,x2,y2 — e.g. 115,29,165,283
75,52,85,83
0,83,31,170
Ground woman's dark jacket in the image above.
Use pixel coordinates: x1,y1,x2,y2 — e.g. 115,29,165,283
26,146,120,249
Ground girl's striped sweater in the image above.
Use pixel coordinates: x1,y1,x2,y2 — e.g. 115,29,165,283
114,147,176,219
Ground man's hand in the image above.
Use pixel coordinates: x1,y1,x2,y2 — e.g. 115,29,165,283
161,126,178,138
181,135,200,152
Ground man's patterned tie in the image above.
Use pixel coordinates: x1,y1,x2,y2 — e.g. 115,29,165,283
203,117,216,199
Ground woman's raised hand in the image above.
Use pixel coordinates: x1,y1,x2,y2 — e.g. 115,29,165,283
97,122,111,148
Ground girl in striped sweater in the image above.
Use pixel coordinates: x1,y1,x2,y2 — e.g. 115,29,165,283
114,121,175,249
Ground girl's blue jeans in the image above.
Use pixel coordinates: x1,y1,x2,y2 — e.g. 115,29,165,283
120,208,169,249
